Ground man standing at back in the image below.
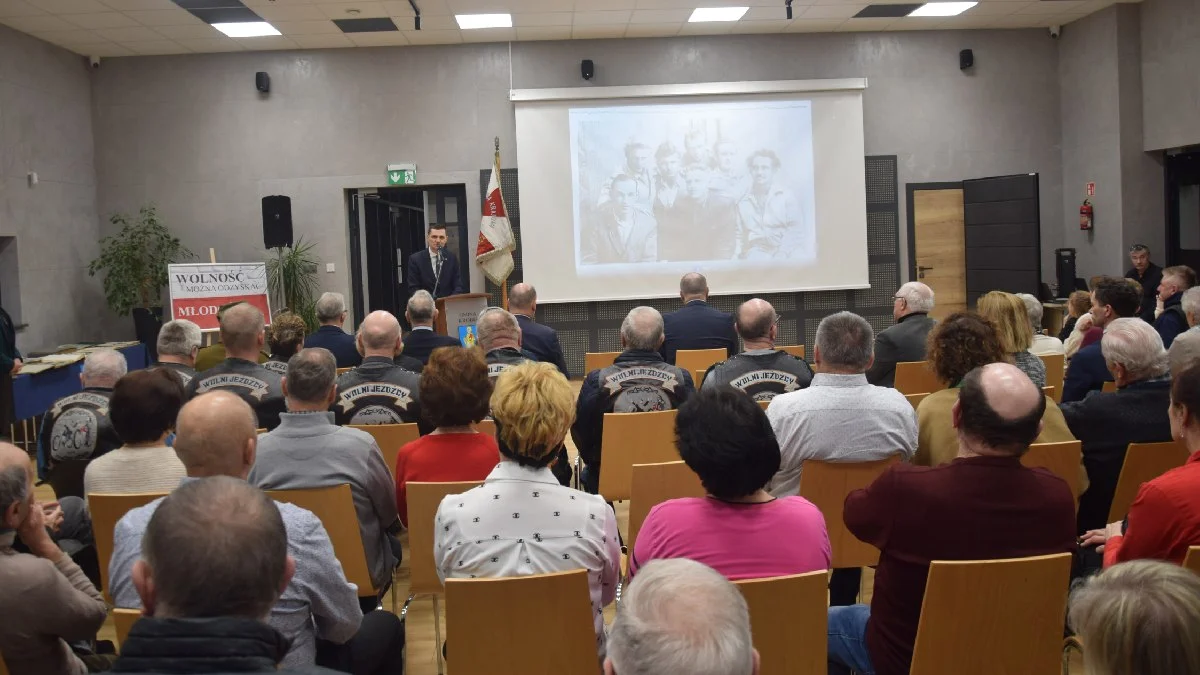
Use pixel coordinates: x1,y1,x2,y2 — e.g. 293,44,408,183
825,363,1077,675
186,303,286,430
1125,244,1163,324
1153,265,1196,348
702,299,813,401
660,273,738,365
303,292,361,369
866,282,937,387
334,310,425,431
401,290,460,365
509,283,570,378
1062,277,1141,402
153,319,201,386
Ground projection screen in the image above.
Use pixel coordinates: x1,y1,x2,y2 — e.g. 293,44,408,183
512,80,869,303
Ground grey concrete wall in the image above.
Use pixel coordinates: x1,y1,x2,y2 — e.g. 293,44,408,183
0,25,104,353
1141,0,1200,151
1116,4,1165,257
91,29,1064,328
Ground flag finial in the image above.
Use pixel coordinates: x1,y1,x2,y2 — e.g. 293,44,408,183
494,137,499,153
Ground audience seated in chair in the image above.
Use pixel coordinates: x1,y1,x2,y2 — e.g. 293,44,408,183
1017,292,1065,357
915,312,1076,469
607,558,760,675
660,273,738,366
111,477,346,674
1069,560,1200,675
263,312,307,376
108,391,402,674
152,319,201,386
1062,278,1140,402
1167,286,1200,374
574,306,696,494
250,348,401,600
0,442,108,675
394,347,499,527
401,290,460,366
193,301,271,372
866,281,937,387
509,283,571,378
977,291,1046,387
303,292,362,369
334,310,425,431
825,363,1076,675
701,299,813,401
436,361,619,657
1061,318,1173,532
1079,363,1200,566
1059,290,1092,350
631,387,830,579
186,302,287,430
1153,265,1195,349
38,348,126,499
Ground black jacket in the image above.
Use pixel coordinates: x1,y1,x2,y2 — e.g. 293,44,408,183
866,313,937,387
37,387,121,497
406,248,465,299
402,328,460,365
1154,293,1189,349
1126,262,1163,324
0,305,19,373
112,616,338,674
515,314,570,378
485,347,531,380
660,300,738,365
185,358,287,430
303,326,362,369
702,349,814,400
153,361,197,387
334,355,427,431
395,353,423,374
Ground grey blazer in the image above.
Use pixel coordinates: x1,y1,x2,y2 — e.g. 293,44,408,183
866,313,937,388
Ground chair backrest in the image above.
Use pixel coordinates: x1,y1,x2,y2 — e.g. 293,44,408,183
905,392,929,409
1021,441,1084,501
476,419,496,439
1042,385,1057,400
599,410,680,502
895,361,943,396
113,608,141,648
628,461,706,549
267,485,376,594
1042,353,1066,403
799,456,900,568
444,569,598,675
1109,440,1191,522
675,348,727,375
0,653,7,675
778,344,806,359
909,553,1073,675
757,400,770,411
90,492,170,602
1102,380,1117,393
347,423,421,479
1185,546,1200,575
736,571,828,675
336,367,352,375
407,481,485,596
584,351,620,374
695,369,706,387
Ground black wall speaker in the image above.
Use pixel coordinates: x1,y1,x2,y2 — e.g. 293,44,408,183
255,71,270,93
959,49,974,70
581,59,594,81
262,195,293,249
1055,248,1077,299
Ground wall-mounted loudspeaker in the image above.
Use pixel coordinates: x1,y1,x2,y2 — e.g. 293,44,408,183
959,49,974,70
262,195,293,249
581,59,594,81
255,71,270,93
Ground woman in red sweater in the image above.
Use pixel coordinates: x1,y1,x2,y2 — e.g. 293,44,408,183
395,347,499,526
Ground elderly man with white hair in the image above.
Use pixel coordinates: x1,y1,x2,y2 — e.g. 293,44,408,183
605,558,760,675
1167,286,1200,375
1062,318,1174,531
1017,293,1065,357
866,282,936,387
153,319,202,385
303,292,361,368
400,290,460,365
573,306,696,494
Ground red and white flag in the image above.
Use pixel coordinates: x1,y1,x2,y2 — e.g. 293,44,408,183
475,156,516,286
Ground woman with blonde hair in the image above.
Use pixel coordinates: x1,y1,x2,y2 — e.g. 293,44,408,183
263,312,307,375
1069,560,1200,675
977,290,1046,387
433,362,620,656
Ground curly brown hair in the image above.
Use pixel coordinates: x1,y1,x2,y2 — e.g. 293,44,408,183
267,313,308,359
420,347,491,428
926,312,1007,386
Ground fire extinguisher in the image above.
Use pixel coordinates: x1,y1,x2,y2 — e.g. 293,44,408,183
1080,199,1094,230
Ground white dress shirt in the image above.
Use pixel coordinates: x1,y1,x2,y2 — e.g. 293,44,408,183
434,461,621,655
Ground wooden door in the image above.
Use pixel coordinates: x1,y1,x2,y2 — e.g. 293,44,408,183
911,188,966,319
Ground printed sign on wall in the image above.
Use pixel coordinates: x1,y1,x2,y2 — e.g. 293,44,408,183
168,263,271,331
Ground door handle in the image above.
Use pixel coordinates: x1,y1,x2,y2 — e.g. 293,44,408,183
917,265,934,279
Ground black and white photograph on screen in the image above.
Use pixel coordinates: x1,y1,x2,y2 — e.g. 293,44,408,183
569,99,816,273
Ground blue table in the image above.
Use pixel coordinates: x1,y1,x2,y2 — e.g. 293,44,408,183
12,344,148,421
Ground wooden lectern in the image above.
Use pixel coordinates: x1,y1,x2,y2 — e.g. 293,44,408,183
434,293,491,337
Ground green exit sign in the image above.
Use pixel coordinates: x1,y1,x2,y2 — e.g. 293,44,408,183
387,163,416,186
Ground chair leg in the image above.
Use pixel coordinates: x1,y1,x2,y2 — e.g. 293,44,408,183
573,455,582,490
433,594,444,675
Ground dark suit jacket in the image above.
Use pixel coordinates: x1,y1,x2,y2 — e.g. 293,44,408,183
866,313,937,387
402,327,461,365
1126,263,1163,324
660,300,738,365
515,314,570,378
1155,293,1188,349
395,354,424,373
303,325,362,368
0,306,20,373
407,248,465,299
1061,342,1113,403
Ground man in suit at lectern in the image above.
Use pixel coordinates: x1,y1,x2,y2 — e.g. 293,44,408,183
407,224,465,300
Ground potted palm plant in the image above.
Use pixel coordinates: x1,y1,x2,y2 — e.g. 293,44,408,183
266,237,321,332
88,206,194,355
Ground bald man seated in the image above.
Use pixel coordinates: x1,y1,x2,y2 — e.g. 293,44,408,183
660,273,738,366
185,303,287,430
108,392,404,674
825,363,1077,675
335,311,427,432
508,283,570,378
477,307,534,379
702,299,813,401
865,281,937,387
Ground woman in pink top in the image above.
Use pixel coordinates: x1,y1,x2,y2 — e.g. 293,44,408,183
630,387,831,580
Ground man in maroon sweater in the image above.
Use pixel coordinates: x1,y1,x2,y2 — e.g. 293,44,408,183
826,362,1077,675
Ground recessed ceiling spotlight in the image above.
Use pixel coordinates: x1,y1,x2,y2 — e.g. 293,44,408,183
346,8,361,15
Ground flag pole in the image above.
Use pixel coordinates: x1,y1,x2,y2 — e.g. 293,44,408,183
495,136,509,311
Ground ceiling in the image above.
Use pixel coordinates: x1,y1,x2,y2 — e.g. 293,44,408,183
0,0,1125,57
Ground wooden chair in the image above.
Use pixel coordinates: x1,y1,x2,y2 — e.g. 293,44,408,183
736,571,828,675
695,369,706,387
0,654,7,675
1184,546,1200,574
1042,353,1066,403
910,553,1073,675
1022,441,1084,501
1042,385,1057,400
799,456,901,569
757,400,771,411
905,392,929,409
1108,440,1191,522
444,570,598,675
628,461,706,549
347,423,420,479
406,480,485,675
1102,380,1117,393
336,367,352,375
675,348,727,376
89,492,170,602
779,345,806,359
598,410,680,503
584,351,620,374
113,608,141,648
476,419,496,438
895,361,943,396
